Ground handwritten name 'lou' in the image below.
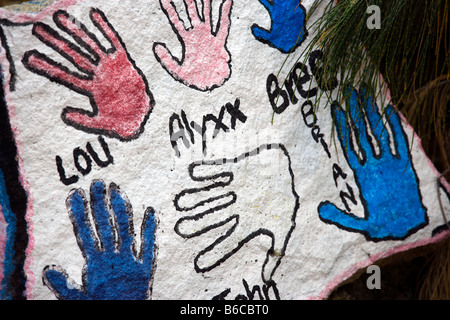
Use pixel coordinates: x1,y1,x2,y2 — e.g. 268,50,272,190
56,136,114,186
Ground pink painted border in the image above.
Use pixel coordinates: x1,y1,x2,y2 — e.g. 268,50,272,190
0,0,80,300
308,3,450,298
313,230,450,300
0,0,449,300
311,124,450,299
310,73,450,300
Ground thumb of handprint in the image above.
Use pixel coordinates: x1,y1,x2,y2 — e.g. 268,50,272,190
174,144,299,283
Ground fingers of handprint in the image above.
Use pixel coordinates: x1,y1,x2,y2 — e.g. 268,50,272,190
175,182,235,210
384,105,409,158
66,188,99,257
89,180,116,252
61,107,107,133
89,8,125,53
174,162,235,237
141,208,157,266
189,162,234,184
174,189,236,237
318,201,367,232
331,102,360,169
160,0,188,36
109,184,134,255
43,265,86,300
32,22,95,74
53,10,105,59
194,221,284,276
202,0,212,25
22,50,90,93
193,216,242,272
184,0,201,26
216,0,232,42
346,88,373,161
359,88,391,156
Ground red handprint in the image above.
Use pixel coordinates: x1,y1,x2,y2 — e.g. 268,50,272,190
22,8,154,141
153,0,233,91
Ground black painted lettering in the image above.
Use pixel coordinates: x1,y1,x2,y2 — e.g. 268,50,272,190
206,106,229,140
73,147,92,176
242,279,264,300
211,279,280,300
267,73,289,114
86,136,114,168
212,288,231,300
225,98,247,129
56,155,79,186
262,280,280,300
332,163,348,187
309,50,338,92
284,62,303,104
170,100,247,157
169,111,193,157
301,100,317,128
340,183,358,212
286,62,317,100
56,137,115,185
311,126,331,158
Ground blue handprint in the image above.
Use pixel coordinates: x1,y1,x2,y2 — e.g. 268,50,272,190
318,86,428,241
0,169,16,300
43,180,157,300
251,0,307,53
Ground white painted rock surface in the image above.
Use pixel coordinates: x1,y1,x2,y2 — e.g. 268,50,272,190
0,0,449,300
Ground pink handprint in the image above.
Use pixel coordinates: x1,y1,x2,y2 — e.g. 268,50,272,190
22,8,154,141
153,0,233,91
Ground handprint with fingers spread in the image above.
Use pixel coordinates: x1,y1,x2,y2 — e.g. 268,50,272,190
318,86,428,241
43,180,157,300
174,144,299,283
153,0,233,91
251,0,307,53
22,8,154,141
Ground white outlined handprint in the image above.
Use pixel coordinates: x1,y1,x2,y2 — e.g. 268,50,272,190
153,0,233,91
174,144,299,283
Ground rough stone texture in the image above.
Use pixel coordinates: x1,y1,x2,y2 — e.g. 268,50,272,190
0,0,449,300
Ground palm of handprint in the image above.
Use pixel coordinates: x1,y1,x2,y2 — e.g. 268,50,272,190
174,144,299,283
153,0,233,91
318,87,428,241
252,0,307,54
22,8,154,141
